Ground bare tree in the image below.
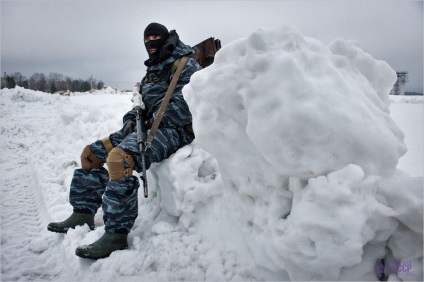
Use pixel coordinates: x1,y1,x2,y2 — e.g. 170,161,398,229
97,80,105,89
48,72,68,93
12,72,27,87
29,73,48,92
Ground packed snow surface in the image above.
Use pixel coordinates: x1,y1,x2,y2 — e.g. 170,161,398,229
1,25,423,281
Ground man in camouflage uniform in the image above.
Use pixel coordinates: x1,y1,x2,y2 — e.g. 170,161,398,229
47,23,201,260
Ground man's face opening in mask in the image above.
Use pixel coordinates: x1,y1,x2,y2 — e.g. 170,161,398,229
144,35,162,55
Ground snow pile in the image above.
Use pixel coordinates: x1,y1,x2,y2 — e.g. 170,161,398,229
184,25,422,280
69,86,128,96
153,145,223,229
186,25,405,180
100,86,128,95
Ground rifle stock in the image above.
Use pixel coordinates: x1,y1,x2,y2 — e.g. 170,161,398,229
135,106,148,198
191,37,221,68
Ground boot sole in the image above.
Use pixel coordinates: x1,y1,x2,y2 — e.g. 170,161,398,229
47,225,69,233
75,246,128,260
47,225,94,233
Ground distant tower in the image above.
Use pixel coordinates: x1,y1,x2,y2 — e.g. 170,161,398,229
391,71,408,95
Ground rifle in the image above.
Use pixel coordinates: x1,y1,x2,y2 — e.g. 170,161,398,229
135,105,148,198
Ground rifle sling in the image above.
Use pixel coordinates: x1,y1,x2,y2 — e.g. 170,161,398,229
147,56,189,145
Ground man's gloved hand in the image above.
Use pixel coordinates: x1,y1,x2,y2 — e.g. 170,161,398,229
123,82,146,136
122,119,136,136
131,82,146,109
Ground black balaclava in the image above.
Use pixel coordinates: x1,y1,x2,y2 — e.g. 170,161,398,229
144,23,170,61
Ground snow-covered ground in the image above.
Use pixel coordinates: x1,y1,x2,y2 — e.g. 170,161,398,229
390,96,423,177
1,26,423,281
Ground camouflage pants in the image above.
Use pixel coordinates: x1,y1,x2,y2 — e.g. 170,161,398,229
69,127,194,234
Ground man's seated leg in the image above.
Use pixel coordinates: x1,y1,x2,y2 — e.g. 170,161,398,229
146,127,182,165
48,166,109,233
75,141,139,259
74,128,183,259
47,130,126,233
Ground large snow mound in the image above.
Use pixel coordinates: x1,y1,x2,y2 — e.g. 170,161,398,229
186,25,405,181
184,25,422,280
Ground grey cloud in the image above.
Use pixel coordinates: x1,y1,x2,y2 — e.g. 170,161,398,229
1,1,422,92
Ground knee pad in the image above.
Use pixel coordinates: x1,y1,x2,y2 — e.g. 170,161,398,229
102,137,113,153
107,148,135,181
81,145,104,170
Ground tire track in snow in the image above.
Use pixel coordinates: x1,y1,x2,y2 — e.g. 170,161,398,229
0,141,67,280
0,92,74,280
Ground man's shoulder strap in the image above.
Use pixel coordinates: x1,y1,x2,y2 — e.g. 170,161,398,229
170,57,182,74
147,56,189,145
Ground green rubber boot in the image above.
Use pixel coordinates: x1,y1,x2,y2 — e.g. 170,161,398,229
75,232,128,260
47,212,95,233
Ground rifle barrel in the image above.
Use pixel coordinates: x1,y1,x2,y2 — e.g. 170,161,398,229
135,106,148,198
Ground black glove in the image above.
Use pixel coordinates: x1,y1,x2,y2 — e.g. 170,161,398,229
123,108,138,124
122,120,136,136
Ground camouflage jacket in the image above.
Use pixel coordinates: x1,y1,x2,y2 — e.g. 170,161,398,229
124,31,201,129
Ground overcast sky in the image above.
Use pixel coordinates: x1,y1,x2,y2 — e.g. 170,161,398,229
1,0,423,92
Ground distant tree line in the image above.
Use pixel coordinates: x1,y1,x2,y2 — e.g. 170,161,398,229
0,72,105,93
405,91,423,96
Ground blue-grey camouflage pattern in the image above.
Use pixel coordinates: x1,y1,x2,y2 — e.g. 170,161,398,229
102,176,139,234
70,168,109,215
69,32,200,234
